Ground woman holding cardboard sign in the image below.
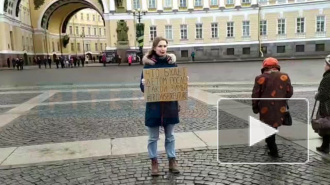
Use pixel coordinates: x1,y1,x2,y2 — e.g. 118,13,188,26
140,37,181,176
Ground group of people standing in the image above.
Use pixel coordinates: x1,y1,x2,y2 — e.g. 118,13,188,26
34,56,86,69
7,57,24,70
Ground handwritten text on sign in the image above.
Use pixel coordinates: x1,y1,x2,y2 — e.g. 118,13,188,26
143,67,188,102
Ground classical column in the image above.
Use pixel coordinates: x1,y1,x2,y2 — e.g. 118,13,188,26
142,0,148,12
157,0,163,12
219,0,225,10
126,0,132,12
109,0,116,12
203,0,210,10
188,0,194,11
172,0,178,11
235,0,242,9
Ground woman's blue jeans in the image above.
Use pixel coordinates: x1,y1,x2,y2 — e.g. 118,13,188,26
147,124,176,159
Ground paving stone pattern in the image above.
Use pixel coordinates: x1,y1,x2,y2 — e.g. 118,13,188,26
0,97,245,147
0,93,40,105
45,91,143,103
219,141,308,163
0,148,329,185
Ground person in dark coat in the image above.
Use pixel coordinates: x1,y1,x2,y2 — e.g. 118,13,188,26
48,57,52,68
16,58,20,70
140,37,181,176
313,55,330,154
7,57,10,68
82,56,85,67
37,57,42,69
43,56,47,68
12,58,15,69
252,57,293,158
19,58,23,70
55,57,59,69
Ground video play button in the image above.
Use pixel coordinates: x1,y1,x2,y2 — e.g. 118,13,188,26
249,116,278,146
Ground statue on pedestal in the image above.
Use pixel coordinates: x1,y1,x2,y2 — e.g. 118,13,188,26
115,0,123,8
116,20,129,42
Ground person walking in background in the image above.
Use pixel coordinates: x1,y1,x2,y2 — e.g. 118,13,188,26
44,56,47,69
102,54,106,67
19,58,24,70
47,56,52,68
37,57,41,69
12,58,16,69
55,57,59,69
128,54,132,66
7,57,10,68
313,55,330,154
140,37,180,176
191,51,195,62
252,57,293,158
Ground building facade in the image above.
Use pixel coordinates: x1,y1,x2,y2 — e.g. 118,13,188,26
0,0,329,66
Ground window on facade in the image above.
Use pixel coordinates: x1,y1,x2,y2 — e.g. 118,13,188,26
149,0,156,8
317,16,325,32
181,50,188,57
93,15,95,21
99,28,102,36
101,43,103,51
88,27,91,35
57,42,60,51
243,21,250,36
69,26,72,34
133,0,140,9
210,0,218,6
76,27,79,35
227,22,234,37
86,44,89,51
94,28,97,35
104,29,106,36
260,20,267,35
242,0,250,3
150,26,157,41
180,0,187,7
180,25,187,39
165,0,172,7
82,27,85,35
196,24,203,39
211,23,218,38
81,13,83,20
227,0,234,4
261,46,267,54
95,43,98,51
71,43,74,51
277,46,285,53
296,45,305,52
87,14,89,21
22,36,25,50
195,0,202,6
98,15,101,21
278,19,285,35
77,43,81,51
243,47,250,55
227,48,234,55
297,17,305,33
316,44,325,51
52,42,55,52
165,25,173,40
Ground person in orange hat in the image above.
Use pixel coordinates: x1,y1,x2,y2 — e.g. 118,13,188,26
252,57,293,158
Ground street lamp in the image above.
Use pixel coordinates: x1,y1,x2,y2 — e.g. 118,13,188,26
81,33,85,57
133,8,146,64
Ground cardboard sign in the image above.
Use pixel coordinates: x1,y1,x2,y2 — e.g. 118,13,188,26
143,67,188,102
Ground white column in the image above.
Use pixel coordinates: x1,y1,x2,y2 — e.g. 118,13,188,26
126,0,132,11
101,0,110,13
142,0,148,12
188,0,194,10
109,0,116,12
172,0,179,11
219,0,225,9
251,0,258,7
203,0,210,10
235,0,242,8
157,0,163,12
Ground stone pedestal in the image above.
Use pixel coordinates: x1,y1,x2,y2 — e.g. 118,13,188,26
116,41,129,63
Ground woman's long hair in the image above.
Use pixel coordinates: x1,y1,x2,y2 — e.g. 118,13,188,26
146,37,168,58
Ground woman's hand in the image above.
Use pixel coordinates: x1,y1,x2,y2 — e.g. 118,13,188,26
141,78,145,85
315,92,319,100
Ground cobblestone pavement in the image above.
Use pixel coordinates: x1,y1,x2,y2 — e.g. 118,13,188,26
0,148,328,185
0,96,245,147
44,91,143,102
219,141,308,163
0,93,41,105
